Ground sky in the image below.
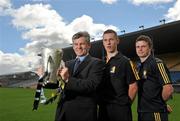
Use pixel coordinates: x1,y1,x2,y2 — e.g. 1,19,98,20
0,0,180,75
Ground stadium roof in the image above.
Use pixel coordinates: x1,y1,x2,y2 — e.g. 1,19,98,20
63,20,180,61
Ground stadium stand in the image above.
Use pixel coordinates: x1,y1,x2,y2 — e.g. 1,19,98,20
0,71,38,88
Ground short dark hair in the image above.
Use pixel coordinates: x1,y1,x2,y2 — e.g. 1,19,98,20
72,31,90,44
103,29,119,41
135,35,153,49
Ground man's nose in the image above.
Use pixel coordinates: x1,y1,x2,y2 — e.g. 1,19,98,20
77,44,82,49
139,47,143,50
107,40,111,44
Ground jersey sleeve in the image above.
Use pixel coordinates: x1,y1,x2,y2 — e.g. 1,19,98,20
126,60,140,84
157,62,172,85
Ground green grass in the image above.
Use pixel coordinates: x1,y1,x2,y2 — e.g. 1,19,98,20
131,93,180,121
0,87,180,121
0,87,57,121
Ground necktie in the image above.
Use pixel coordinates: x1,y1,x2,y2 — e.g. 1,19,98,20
73,58,81,73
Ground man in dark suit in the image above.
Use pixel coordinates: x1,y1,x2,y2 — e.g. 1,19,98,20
55,31,105,121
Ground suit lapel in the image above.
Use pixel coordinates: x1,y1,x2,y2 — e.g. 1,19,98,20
68,60,76,76
73,55,91,75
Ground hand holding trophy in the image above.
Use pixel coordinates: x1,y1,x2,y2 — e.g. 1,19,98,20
33,48,65,110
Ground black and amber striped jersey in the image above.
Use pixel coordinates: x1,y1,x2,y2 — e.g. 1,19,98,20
98,52,139,105
137,55,172,112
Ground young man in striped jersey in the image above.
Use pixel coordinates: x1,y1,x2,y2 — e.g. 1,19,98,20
135,35,174,121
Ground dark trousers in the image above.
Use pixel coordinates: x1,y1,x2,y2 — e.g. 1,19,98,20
138,112,168,121
98,103,132,121
55,100,97,121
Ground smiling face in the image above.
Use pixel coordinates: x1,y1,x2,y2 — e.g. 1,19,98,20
103,32,119,54
73,36,91,57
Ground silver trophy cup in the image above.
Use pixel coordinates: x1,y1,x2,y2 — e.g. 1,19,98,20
42,48,64,88
33,48,64,110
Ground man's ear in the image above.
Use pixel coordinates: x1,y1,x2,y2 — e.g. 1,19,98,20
86,44,91,52
88,43,91,49
117,38,120,44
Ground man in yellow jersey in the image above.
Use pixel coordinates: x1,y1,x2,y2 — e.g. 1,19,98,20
135,35,174,121
98,29,139,121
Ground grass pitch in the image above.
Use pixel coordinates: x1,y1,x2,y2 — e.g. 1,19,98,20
0,87,179,121
0,88,57,121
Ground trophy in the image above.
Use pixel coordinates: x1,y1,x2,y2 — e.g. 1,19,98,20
33,48,65,110
42,48,64,88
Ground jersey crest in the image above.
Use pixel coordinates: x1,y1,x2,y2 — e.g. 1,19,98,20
110,66,116,73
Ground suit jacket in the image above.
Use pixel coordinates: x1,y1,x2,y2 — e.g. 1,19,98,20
55,55,104,121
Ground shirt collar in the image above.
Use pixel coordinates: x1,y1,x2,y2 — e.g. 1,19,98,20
141,54,153,64
104,52,123,63
76,54,88,62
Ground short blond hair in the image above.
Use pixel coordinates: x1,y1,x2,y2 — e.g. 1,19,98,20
136,35,153,49
103,29,119,41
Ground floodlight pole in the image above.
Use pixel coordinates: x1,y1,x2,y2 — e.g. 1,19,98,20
139,25,144,30
159,19,166,24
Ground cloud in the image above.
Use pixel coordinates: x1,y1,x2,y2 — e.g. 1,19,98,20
0,51,40,75
0,0,11,9
67,15,118,40
0,3,118,75
0,0,12,15
129,0,173,5
11,3,70,54
10,4,118,54
165,0,180,21
19,14,118,55
100,0,118,4
11,4,64,29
